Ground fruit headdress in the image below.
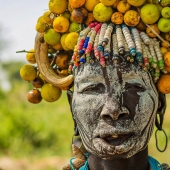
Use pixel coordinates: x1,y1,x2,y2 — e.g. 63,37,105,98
19,0,170,104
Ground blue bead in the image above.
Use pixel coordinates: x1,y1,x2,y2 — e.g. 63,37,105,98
130,48,136,56
98,45,103,51
80,58,86,63
79,50,85,55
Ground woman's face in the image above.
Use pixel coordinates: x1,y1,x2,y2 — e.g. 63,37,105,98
72,62,158,159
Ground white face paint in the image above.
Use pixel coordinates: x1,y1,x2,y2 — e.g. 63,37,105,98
72,61,158,160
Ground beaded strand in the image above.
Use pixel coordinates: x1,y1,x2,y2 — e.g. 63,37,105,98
112,32,119,63
122,24,136,56
116,25,125,54
98,23,107,51
140,32,150,45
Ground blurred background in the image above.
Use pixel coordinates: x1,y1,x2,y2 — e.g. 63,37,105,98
0,1,169,170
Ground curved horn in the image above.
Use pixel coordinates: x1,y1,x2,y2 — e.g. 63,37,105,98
34,33,74,89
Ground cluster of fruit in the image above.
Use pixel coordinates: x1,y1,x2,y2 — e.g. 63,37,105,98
20,0,170,104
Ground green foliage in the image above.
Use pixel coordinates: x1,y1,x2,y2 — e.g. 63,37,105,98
0,61,74,158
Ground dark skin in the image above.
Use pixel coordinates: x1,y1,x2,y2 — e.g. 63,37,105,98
67,62,166,170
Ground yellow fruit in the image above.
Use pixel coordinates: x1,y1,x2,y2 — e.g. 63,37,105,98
112,0,120,8
100,0,117,6
160,47,168,56
43,11,53,24
157,74,170,94
165,32,170,41
127,0,146,6
60,34,70,51
69,0,86,8
84,0,100,11
136,20,147,31
48,0,67,14
164,51,170,67
26,49,36,64
161,40,170,48
41,83,62,102
124,10,140,26
20,64,37,82
44,28,61,45
111,12,124,24
52,42,63,50
53,16,70,33
140,4,160,24
65,32,79,50
35,22,47,33
117,1,131,13
93,3,113,22
146,24,160,38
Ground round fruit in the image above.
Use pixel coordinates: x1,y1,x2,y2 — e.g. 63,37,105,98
112,0,120,8
164,52,170,67
146,24,160,38
56,51,71,69
71,7,88,24
85,13,96,26
44,28,61,45
136,21,147,31
117,1,131,13
41,83,62,102
161,7,170,19
32,76,44,88
60,34,70,51
161,40,170,48
127,0,146,6
27,89,42,104
20,64,37,82
52,42,63,50
48,0,67,14
160,47,168,56
61,11,71,20
35,21,47,33
157,74,170,94
84,0,100,11
43,11,53,24
165,32,170,41
100,0,116,6
53,16,70,33
26,49,36,64
164,64,170,72
124,10,140,26
69,0,86,8
93,3,113,22
158,18,170,33
140,4,160,24
69,22,81,32
111,12,124,24
65,32,79,50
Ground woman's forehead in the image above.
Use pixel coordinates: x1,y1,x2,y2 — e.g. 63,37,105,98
74,62,152,86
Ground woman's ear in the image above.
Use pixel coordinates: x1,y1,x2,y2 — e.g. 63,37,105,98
67,90,79,136
155,92,166,130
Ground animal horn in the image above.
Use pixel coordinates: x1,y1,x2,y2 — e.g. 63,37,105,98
34,33,74,89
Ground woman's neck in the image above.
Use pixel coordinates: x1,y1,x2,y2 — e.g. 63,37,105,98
88,148,150,170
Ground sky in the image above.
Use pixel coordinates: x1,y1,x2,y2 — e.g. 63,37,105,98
0,0,48,62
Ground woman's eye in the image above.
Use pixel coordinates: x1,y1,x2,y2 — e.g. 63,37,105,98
81,83,105,93
126,84,145,92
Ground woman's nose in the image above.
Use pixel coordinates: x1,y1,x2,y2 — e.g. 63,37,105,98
100,97,129,121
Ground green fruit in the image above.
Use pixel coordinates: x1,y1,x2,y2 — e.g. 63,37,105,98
69,22,81,32
158,18,170,33
160,0,170,7
20,64,37,82
161,7,170,18
62,11,71,20
41,83,62,102
93,3,113,22
44,28,61,45
140,4,160,24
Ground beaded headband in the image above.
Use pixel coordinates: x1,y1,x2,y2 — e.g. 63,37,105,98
69,22,166,82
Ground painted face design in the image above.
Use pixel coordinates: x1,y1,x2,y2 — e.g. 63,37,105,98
72,61,158,160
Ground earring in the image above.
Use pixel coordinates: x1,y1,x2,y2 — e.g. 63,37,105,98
63,134,87,170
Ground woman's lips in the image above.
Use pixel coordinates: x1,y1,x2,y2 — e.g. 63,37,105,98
96,133,134,146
